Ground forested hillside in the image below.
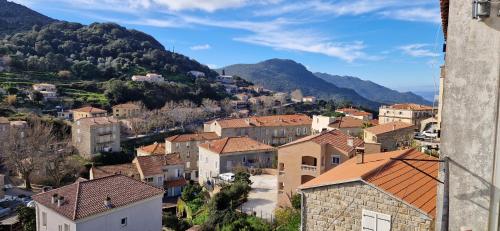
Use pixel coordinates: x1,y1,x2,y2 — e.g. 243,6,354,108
0,0,56,36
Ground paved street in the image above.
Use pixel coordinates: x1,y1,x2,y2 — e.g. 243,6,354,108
242,174,277,221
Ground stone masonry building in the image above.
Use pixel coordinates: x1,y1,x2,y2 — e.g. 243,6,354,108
299,149,437,231
363,121,415,152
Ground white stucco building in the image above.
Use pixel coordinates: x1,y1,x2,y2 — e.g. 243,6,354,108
33,175,164,231
131,73,164,83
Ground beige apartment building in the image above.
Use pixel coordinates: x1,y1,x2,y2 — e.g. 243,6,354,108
112,103,142,118
198,137,276,184
277,130,364,205
311,115,364,136
335,107,373,121
378,103,434,128
204,114,312,146
72,117,121,158
363,121,415,152
133,153,186,197
71,106,107,121
165,132,220,180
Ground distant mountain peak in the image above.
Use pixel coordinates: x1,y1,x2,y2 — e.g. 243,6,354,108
0,0,56,36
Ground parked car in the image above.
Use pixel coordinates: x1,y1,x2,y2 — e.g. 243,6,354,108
219,173,235,182
422,130,438,138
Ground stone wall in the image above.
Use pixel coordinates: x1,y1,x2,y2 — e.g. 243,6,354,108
302,181,433,231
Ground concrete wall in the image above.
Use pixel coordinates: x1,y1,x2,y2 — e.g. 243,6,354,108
437,0,500,230
36,203,76,231
301,181,433,231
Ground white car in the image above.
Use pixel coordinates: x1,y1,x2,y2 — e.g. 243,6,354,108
219,173,235,182
422,130,438,138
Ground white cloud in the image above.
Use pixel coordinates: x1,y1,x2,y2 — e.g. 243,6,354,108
399,44,440,57
190,44,212,50
379,7,440,23
206,64,219,69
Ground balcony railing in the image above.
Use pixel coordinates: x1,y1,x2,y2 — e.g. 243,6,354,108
301,164,317,172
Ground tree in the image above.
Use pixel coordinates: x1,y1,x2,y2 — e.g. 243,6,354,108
291,194,301,209
2,118,68,190
5,95,16,105
7,87,18,95
17,205,36,231
71,61,100,79
45,153,81,187
31,91,44,103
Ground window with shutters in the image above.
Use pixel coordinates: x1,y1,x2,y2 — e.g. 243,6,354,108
362,209,391,231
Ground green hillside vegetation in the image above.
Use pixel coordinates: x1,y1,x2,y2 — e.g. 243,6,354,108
0,0,56,36
0,21,216,79
314,72,432,105
220,59,381,110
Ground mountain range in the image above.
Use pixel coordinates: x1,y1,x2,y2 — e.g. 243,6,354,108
0,0,56,36
221,59,431,108
220,59,381,109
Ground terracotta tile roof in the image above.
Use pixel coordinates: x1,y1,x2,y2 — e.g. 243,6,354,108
166,132,219,142
32,175,164,221
90,163,140,180
386,103,433,111
137,142,166,155
135,153,184,177
165,178,187,188
370,119,379,126
199,137,275,154
281,130,363,154
336,108,360,114
112,103,140,109
0,117,8,124
75,117,118,126
299,149,438,218
329,117,364,129
213,114,311,128
364,121,414,135
71,106,107,113
351,111,372,116
440,0,449,40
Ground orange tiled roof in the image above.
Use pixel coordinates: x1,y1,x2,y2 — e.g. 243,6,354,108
364,121,414,135
281,130,363,154
351,111,372,116
165,178,187,188
90,163,140,180
329,117,364,129
137,142,166,155
112,103,140,109
387,103,433,111
370,119,379,126
199,137,274,154
213,114,311,128
32,175,164,221
336,108,360,114
299,149,438,218
75,116,118,125
72,106,106,113
166,132,219,142
135,153,184,177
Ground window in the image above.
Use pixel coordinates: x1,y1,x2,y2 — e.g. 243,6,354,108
332,155,341,165
187,151,191,158
176,143,180,148
58,225,63,231
158,176,163,184
362,210,391,231
215,161,218,169
296,128,300,136
186,142,190,148
121,217,128,227
64,224,70,231
42,212,47,226
145,177,154,183
205,157,208,163
288,137,293,142
302,127,307,135
186,162,191,168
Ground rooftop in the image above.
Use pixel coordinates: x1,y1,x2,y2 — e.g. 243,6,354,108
137,142,165,155
364,121,414,135
300,149,438,218
71,106,107,113
112,103,141,109
90,163,140,180
134,153,184,176
32,175,164,221
166,132,219,142
199,137,274,154
384,103,433,111
328,117,364,129
440,0,449,40
0,117,8,124
281,129,364,154
212,114,311,128
75,117,118,126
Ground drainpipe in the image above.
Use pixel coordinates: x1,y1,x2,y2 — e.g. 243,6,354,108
300,191,305,231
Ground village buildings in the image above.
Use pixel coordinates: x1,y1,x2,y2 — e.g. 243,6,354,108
277,130,364,205
198,137,276,184
71,117,120,158
204,114,312,146
363,121,415,152
32,175,164,231
299,148,437,231
378,103,433,128
71,106,107,121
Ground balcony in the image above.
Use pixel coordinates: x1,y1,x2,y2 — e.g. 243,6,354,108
301,165,317,172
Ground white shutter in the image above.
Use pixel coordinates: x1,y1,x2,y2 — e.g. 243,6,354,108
362,209,391,231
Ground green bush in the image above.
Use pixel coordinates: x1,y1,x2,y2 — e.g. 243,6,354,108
17,205,36,231
91,151,134,166
275,208,301,231
291,194,301,210
162,212,191,231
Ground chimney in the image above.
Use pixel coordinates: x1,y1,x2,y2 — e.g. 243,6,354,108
57,196,65,207
104,196,112,208
355,147,365,164
51,194,58,204
347,137,354,147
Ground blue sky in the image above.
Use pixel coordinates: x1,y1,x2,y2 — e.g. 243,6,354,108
14,0,444,95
